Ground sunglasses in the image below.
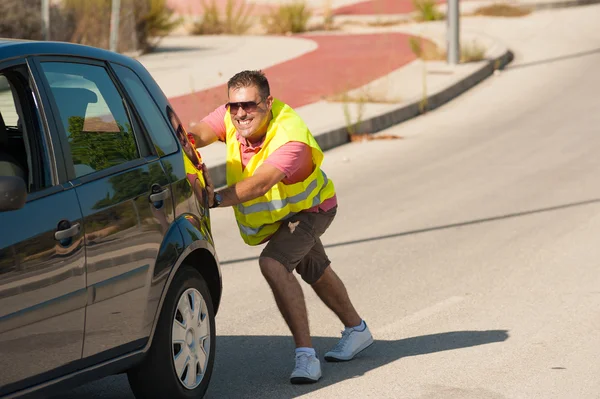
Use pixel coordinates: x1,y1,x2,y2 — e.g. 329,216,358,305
226,100,262,114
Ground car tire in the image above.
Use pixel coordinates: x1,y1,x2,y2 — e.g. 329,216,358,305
127,266,216,399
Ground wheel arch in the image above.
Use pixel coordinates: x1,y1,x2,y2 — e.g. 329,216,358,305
144,218,221,352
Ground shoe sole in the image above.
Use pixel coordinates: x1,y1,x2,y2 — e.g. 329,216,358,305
324,336,374,362
290,376,321,384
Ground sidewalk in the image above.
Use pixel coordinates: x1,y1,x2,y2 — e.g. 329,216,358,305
139,0,598,187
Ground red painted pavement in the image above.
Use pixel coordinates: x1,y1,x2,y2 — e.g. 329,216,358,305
168,33,417,129
333,0,445,15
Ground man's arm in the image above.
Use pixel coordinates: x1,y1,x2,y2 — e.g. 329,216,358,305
189,105,228,148
188,121,219,148
203,163,285,208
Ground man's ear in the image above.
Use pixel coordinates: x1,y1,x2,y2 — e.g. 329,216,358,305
266,95,274,109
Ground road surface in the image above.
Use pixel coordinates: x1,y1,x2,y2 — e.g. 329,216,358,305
55,5,600,399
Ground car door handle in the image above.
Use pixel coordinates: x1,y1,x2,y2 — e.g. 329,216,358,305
55,223,81,241
149,188,170,202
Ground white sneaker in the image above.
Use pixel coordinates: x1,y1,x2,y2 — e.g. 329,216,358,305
290,352,322,384
324,323,374,362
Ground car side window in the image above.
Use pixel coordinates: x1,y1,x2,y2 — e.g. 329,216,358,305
0,66,52,192
111,64,178,156
40,62,140,178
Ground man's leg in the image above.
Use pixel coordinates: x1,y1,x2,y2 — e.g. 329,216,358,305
259,213,323,384
310,265,362,328
297,239,373,363
259,256,312,348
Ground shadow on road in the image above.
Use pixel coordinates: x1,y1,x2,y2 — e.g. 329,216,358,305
221,197,600,265
507,47,600,70
53,330,509,398
205,330,510,398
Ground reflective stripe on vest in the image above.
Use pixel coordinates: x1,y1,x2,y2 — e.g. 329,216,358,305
236,173,331,237
224,99,336,246
237,173,328,215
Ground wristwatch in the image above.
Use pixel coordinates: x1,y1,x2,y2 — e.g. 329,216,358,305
210,192,222,209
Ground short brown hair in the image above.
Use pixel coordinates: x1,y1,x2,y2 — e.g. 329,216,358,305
227,70,270,100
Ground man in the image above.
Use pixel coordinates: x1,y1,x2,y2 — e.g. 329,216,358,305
190,70,373,384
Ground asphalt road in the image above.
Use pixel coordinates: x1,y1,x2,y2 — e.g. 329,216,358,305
55,6,600,399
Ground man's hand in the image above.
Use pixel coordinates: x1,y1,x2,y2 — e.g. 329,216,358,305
202,164,216,208
202,163,286,209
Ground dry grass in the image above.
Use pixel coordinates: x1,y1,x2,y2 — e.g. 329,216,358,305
367,18,409,27
472,3,531,17
409,37,446,61
55,0,180,53
460,41,487,62
191,0,254,34
410,37,487,63
261,1,313,34
328,90,401,104
320,0,336,31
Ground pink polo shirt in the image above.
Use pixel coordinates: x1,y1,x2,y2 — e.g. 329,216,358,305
202,105,337,212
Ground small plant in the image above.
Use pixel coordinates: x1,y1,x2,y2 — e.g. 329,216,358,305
409,37,429,113
473,3,531,17
461,41,486,62
340,91,366,138
192,0,254,35
412,0,444,22
338,87,402,141
320,0,336,30
261,1,312,34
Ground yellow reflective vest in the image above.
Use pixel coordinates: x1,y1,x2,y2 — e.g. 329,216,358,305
224,99,336,246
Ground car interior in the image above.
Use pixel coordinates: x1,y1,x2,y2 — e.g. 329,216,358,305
0,110,26,181
0,69,50,193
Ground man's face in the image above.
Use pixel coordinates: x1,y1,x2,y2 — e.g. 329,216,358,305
227,85,272,141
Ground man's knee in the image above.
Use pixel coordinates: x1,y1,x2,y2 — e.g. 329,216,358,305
297,260,330,285
259,256,292,283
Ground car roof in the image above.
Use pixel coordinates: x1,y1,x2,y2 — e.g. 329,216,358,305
0,39,141,69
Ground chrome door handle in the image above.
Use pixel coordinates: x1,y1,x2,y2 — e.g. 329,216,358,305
55,223,81,241
149,188,170,202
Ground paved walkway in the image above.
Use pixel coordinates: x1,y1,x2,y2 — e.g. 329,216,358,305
167,32,417,128
333,0,444,15
144,0,597,180
167,0,437,17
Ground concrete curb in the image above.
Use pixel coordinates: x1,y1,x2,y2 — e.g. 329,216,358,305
524,0,600,10
315,49,514,152
205,42,514,188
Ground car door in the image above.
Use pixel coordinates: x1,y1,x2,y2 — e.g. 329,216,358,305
33,57,175,361
0,60,86,394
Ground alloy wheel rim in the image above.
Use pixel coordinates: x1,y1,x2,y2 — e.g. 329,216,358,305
172,288,210,390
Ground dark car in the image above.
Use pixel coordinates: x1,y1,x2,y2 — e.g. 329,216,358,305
0,39,221,399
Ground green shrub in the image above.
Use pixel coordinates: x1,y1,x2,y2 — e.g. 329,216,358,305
412,0,444,21
139,0,183,49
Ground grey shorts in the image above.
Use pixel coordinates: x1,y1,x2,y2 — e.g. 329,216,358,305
260,206,337,284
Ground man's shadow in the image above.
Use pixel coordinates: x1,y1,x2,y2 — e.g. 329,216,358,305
206,330,509,398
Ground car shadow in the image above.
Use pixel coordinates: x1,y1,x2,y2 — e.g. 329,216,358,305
206,330,509,398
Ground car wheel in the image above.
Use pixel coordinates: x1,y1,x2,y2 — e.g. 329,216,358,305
128,266,216,399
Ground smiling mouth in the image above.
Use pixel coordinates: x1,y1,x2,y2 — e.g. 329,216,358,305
237,119,252,126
